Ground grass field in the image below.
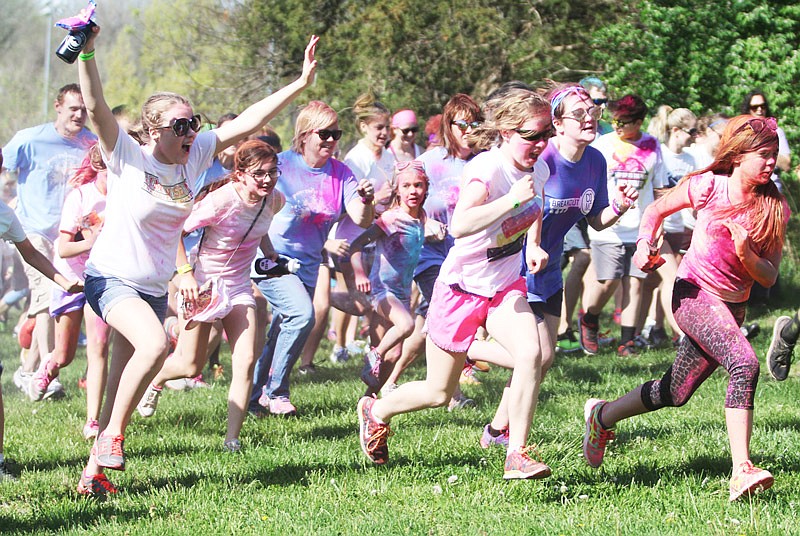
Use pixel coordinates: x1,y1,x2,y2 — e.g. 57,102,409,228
2,299,800,535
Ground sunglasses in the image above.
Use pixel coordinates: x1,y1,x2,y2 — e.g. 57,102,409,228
159,114,202,137
735,116,778,135
749,103,767,112
563,107,603,123
247,168,282,181
400,127,419,135
514,126,555,142
315,129,343,141
592,98,609,106
681,127,698,137
612,118,638,129
451,119,481,132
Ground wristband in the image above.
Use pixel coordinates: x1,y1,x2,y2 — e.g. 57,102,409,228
611,199,623,216
511,197,521,209
176,263,193,274
79,50,95,62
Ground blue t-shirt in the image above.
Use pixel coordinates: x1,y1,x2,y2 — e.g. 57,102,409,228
2,123,96,240
250,149,359,288
526,142,608,302
414,146,466,277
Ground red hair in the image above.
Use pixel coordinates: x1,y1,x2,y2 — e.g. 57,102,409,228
69,143,105,187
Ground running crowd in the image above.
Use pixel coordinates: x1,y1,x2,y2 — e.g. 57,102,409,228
0,23,795,503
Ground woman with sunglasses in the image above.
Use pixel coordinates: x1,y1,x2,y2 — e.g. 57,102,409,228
579,94,668,357
358,88,555,480
387,109,423,162
480,84,639,449
248,101,375,416
137,140,283,453
741,91,791,182
73,21,318,496
583,115,788,501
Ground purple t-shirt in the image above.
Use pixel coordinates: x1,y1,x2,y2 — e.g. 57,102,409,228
527,143,608,302
253,149,359,288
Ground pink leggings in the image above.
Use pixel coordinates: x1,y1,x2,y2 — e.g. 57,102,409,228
641,279,758,411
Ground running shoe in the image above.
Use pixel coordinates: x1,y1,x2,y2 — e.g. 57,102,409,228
556,330,581,354
583,398,615,468
612,308,622,325
503,446,551,480
28,360,53,402
767,316,794,381
330,345,350,364
185,375,209,389
137,384,162,418
93,433,125,471
76,469,117,496
357,396,391,465
729,460,773,501
83,419,100,440
298,364,317,375
617,340,639,357
579,317,599,355
12,367,31,393
223,438,242,453
447,394,476,411
740,322,761,340
648,328,671,349
459,362,481,386
211,363,225,381
0,460,16,482
268,396,298,416
479,424,509,449
165,378,189,390
346,340,366,356
361,348,382,389
43,377,65,400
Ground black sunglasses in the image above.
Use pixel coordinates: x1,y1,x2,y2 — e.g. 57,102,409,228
400,127,419,135
514,126,555,142
160,114,202,137
315,129,343,141
592,98,609,106
451,119,481,132
681,127,698,137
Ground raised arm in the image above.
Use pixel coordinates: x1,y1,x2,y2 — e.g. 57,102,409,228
214,36,319,153
76,26,118,155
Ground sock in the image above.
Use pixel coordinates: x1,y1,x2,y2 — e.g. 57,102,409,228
621,326,636,344
152,383,163,391
782,314,800,344
488,425,504,437
596,406,610,430
583,312,599,327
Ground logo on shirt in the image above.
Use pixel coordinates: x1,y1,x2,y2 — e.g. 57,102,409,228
548,189,596,215
143,173,193,203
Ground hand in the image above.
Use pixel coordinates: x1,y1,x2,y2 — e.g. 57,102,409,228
84,22,100,51
324,239,350,257
374,181,393,207
509,174,536,207
82,222,103,247
179,272,200,305
357,179,375,204
722,219,752,260
62,280,84,294
300,35,319,87
616,183,639,211
424,218,447,242
355,273,371,294
633,238,665,272
526,245,549,274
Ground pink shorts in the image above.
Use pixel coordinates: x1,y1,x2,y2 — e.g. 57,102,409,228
426,278,527,353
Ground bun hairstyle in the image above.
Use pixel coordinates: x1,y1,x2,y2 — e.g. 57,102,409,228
353,92,391,130
647,105,697,144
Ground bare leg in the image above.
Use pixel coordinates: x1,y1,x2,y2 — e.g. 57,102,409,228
560,249,591,333
726,408,753,468
385,314,425,386
221,305,258,443
84,304,111,422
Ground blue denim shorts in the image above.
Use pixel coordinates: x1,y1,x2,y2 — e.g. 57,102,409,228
84,274,168,323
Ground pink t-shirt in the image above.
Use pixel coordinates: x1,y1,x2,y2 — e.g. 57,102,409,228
53,182,106,282
184,181,284,302
677,172,789,303
438,146,549,297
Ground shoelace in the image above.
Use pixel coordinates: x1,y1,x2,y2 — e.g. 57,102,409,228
98,435,124,459
592,425,616,451
518,444,545,463
365,422,392,455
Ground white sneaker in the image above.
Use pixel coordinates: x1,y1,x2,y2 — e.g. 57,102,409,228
165,378,189,391
184,375,209,389
137,384,162,417
330,345,349,364
12,367,32,393
42,376,65,400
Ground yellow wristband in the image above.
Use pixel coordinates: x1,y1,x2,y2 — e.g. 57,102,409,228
176,263,193,274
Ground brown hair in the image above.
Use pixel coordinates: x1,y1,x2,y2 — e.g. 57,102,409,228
440,94,482,159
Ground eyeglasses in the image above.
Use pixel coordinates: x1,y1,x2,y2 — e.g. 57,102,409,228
246,167,282,181
451,119,481,132
400,127,419,135
612,118,638,129
735,116,778,135
681,127,698,137
159,114,202,137
592,98,608,106
514,126,555,142
563,107,603,123
315,129,343,141
749,103,767,112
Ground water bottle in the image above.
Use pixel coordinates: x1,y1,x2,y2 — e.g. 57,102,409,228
254,255,301,278
56,21,96,64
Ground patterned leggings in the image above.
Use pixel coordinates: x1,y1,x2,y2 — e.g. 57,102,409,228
641,279,758,411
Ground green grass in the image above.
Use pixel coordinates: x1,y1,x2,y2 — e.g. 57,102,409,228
2,302,800,535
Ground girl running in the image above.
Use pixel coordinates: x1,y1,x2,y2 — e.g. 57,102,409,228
351,160,428,394
137,140,284,452
583,114,788,502
28,144,111,443
358,88,553,479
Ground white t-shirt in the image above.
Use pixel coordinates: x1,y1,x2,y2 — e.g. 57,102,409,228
53,182,106,282
438,146,549,297
656,144,697,233
86,126,216,295
0,201,27,243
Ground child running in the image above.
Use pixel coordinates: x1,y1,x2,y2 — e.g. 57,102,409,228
351,160,428,394
583,114,788,501
28,143,111,443
357,88,553,479
137,140,284,452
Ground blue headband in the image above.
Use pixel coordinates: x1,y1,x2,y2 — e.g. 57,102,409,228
550,86,590,118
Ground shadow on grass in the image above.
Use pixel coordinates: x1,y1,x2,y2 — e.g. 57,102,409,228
0,500,151,534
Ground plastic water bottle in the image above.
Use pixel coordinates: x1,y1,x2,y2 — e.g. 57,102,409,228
254,255,301,278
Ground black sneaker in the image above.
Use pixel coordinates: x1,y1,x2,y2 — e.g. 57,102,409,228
741,322,761,340
767,316,795,381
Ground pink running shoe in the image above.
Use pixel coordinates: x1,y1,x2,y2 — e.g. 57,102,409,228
583,398,615,468
83,419,100,440
357,396,391,465
503,446,551,479
93,433,126,471
360,348,383,389
479,424,509,449
729,460,774,501
28,360,54,402
268,396,297,416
